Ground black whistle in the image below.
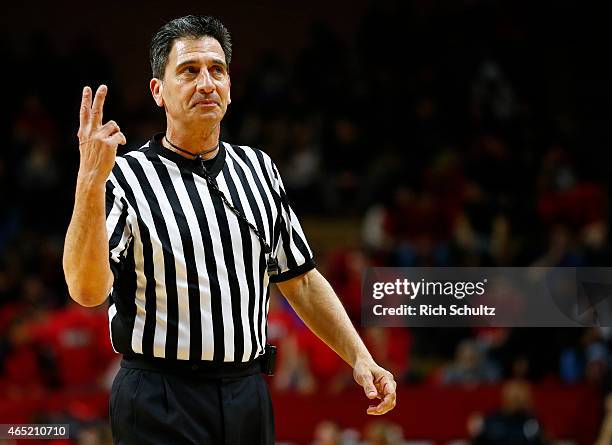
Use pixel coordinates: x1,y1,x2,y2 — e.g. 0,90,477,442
266,257,279,276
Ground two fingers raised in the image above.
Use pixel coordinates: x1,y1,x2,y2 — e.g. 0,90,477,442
79,85,107,131
78,85,125,146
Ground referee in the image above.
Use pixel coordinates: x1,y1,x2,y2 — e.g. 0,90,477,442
63,15,396,445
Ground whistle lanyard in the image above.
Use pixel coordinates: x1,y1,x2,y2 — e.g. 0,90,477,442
197,157,280,276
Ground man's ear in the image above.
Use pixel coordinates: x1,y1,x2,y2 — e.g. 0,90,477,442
227,76,231,106
150,78,164,107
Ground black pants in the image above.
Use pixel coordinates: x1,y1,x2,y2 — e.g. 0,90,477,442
110,358,275,445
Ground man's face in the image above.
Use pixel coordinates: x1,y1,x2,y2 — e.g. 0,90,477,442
151,36,231,129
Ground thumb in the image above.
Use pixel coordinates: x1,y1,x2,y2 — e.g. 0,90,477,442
356,370,378,399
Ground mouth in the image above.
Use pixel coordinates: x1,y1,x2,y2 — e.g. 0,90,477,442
193,100,219,108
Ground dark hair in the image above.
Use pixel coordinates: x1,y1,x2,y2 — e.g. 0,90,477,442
150,15,232,79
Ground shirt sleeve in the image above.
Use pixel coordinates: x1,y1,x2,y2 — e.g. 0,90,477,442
105,176,132,264
268,161,315,282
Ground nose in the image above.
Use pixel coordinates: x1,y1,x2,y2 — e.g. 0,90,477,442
196,69,215,94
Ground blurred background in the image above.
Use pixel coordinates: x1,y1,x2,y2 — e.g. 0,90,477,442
1,0,612,444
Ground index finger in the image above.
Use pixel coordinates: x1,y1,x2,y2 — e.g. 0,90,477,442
376,374,397,396
79,86,92,129
367,391,396,415
367,375,397,415
91,84,108,128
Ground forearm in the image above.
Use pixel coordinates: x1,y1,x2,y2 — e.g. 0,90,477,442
63,174,113,306
278,269,373,368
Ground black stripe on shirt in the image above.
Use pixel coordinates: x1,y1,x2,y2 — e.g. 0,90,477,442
180,167,225,361
220,162,258,361
144,150,202,361
110,165,157,356
209,169,245,362
124,156,179,359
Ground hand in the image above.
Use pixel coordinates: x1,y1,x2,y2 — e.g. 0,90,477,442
77,85,126,185
353,358,397,415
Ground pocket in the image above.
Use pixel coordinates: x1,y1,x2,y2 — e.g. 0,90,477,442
109,368,132,442
256,376,275,445
129,370,145,429
109,368,128,418
160,373,170,415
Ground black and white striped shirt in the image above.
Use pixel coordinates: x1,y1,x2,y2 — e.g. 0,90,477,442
105,133,314,362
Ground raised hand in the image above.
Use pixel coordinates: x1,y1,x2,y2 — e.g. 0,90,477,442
77,85,126,185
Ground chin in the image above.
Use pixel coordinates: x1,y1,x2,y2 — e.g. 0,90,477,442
191,109,219,119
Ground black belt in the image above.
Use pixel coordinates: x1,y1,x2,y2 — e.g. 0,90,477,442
120,354,266,379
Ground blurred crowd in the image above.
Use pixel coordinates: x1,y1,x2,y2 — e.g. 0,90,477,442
2,1,612,444
306,380,548,445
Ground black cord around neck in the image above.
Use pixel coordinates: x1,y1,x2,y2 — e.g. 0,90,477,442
164,135,219,158
196,157,280,276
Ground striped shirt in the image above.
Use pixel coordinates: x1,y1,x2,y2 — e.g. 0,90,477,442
105,133,315,362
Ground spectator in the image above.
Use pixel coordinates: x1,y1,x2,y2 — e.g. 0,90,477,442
471,380,547,445
312,420,342,445
443,339,501,386
363,420,406,445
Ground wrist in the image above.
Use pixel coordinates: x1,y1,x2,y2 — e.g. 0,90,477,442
352,352,375,369
76,169,108,189
76,172,107,196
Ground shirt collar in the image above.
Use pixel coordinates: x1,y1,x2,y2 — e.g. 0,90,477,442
148,132,226,178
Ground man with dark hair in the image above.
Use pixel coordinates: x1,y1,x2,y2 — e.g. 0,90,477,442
150,15,233,80
63,14,396,445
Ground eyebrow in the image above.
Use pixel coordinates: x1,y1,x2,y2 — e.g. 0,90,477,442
176,58,228,71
